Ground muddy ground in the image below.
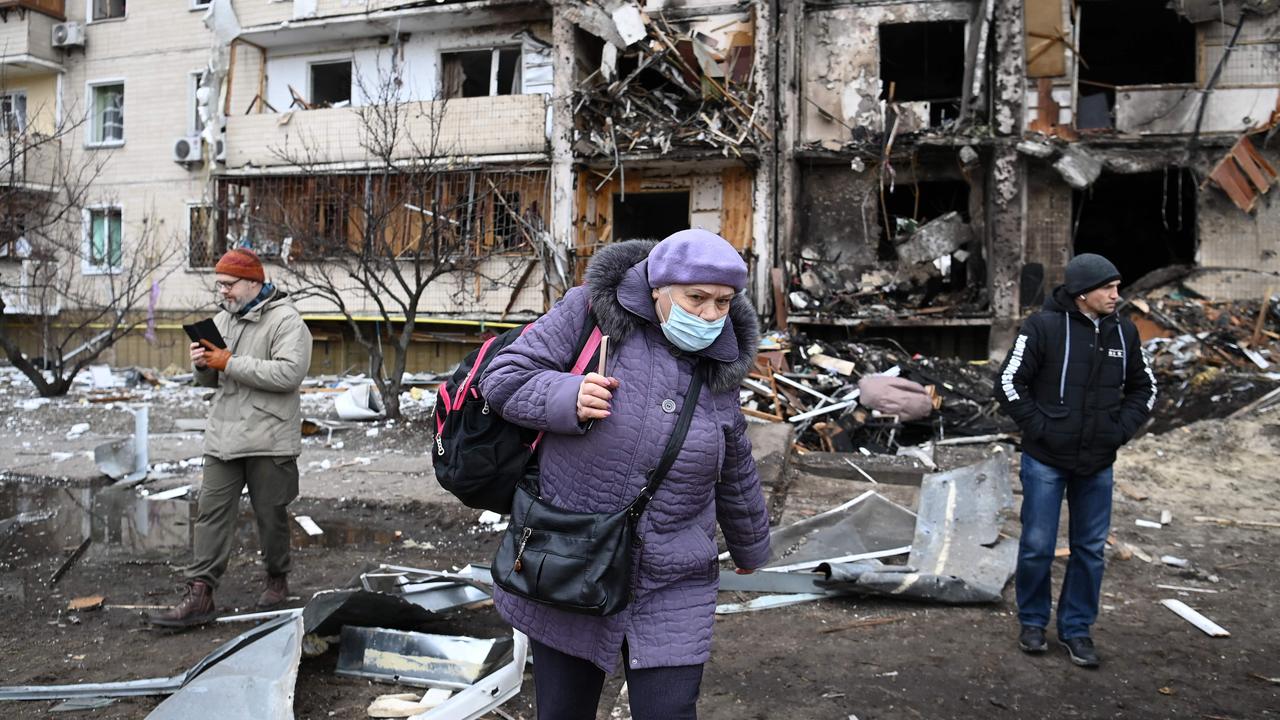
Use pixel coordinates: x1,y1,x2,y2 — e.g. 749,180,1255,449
1,369,1278,719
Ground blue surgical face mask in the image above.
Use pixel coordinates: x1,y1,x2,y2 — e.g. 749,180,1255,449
658,288,726,352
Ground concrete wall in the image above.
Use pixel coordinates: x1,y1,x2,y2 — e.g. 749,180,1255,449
53,1,215,313
1194,144,1280,299
802,2,973,144
0,9,60,65
258,22,549,110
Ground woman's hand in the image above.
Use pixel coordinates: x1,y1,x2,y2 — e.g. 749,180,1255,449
576,372,619,423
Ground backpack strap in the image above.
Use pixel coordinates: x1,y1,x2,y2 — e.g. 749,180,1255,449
451,335,498,413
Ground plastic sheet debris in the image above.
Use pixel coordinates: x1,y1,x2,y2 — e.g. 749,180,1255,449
335,384,384,421
336,627,512,689
817,458,1017,603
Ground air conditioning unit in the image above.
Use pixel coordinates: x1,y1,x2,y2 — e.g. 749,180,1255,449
51,22,85,49
173,135,203,164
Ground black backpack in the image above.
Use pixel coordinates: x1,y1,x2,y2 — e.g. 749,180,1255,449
432,316,601,513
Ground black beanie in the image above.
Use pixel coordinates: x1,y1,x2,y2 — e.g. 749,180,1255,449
1064,253,1121,295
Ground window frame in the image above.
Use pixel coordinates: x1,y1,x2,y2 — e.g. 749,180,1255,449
307,59,354,108
82,204,124,275
189,0,211,10
185,201,216,270
85,79,125,148
188,71,205,136
440,46,523,99
0,90,28,135
86,0,126,23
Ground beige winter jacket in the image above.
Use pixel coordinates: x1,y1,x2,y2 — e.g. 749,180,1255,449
194,288,313,460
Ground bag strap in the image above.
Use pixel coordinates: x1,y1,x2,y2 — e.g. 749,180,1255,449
629,361,705,520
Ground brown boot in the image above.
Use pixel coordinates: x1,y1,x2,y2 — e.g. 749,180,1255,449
257,574,289,609
149,581,216,628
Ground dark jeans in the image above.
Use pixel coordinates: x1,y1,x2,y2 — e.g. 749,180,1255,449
531,639,703,720
1015,454,1114,639
186,455,299,588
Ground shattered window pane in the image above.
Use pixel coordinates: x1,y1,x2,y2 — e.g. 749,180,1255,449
441,48,522,98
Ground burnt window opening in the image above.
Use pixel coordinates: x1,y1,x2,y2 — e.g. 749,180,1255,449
1078,0,1197,118
878,179,971,259
879,21,966,126
442,48,522,99
612,192,690,242
1072,168,1197,289
310,61,353,107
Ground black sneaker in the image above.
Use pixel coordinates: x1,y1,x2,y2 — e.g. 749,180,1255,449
1019,625,1048,653
1059,636,1100,668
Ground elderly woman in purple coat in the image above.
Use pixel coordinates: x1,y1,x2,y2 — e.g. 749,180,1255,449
480,230,771,719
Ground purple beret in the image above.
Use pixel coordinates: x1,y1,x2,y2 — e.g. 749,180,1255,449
646,229,748,291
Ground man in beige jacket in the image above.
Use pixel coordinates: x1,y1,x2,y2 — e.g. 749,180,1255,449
151,249,312,628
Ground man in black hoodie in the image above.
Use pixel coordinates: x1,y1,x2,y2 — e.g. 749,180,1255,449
995,254,1156,668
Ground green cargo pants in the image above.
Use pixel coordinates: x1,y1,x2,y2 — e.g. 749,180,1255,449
185,455,300,588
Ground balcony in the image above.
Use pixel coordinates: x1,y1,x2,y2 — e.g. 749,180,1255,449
1115,85,1280,136
1,133,59,189
233,0,544,46
222,94,549,171
0,3,63,74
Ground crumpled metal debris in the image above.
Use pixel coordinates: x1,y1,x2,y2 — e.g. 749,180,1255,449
816,458,1017,603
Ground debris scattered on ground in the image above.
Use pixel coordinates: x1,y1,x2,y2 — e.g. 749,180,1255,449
740,335,1013,458
1160,598,1230,637
0,561,525,719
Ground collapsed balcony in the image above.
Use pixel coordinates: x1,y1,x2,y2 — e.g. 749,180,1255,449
569,5,765,159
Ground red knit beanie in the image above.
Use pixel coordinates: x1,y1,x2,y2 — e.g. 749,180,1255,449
214,248,265,282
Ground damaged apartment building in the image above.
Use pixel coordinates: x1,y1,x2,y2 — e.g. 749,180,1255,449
781,0,1280,356
1,0,1277,370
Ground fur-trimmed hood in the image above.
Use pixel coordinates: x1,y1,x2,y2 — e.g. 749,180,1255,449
584,240,759,394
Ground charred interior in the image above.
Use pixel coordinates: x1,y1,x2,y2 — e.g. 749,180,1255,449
878,21,966,126
1073,168,1198,288
207,170,549,264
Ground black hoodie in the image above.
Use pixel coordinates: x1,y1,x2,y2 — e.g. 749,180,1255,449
995,286,1157,475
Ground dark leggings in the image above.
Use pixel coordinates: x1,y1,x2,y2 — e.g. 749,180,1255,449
531,639,704,720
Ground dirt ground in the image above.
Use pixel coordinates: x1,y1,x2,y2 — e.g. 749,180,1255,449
1,369,1279,719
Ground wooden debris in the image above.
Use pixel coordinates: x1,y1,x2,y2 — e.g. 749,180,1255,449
49,537,92,586
67,595,105,612
1115,481,1148,501
1194,515,1280,530
820,615,908,635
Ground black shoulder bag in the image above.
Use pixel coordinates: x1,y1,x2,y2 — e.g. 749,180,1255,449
492,362,705,617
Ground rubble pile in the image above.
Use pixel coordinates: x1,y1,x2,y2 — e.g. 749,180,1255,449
787,235,987,317
572,6,764,158
742,333,1013,456
1125,286,1280,432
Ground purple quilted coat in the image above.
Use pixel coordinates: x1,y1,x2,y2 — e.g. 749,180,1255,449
480,240,771,673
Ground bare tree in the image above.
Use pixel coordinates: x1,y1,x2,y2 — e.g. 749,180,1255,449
217,65,545,418
0,92,180,397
